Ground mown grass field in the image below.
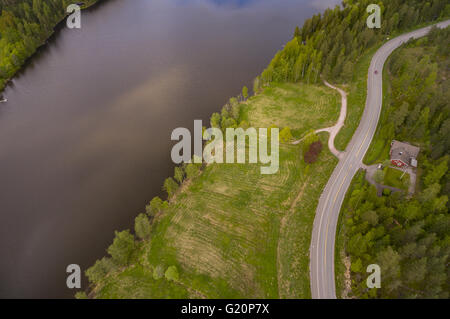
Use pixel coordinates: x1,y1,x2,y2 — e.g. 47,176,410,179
93,82,339,298
242,82,340,138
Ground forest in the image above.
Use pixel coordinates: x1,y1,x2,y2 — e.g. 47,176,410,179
0,0,97,93
339,26,449,298
257,0,449,85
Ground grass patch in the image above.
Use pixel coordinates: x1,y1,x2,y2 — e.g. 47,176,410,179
244,82,340,139
383,167,410,191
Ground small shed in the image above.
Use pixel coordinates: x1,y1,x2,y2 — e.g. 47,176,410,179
390,140,420,168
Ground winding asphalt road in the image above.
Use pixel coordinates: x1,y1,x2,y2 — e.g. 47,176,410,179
310,20,450,299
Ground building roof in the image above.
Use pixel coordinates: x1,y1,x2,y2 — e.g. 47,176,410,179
390,140,420,165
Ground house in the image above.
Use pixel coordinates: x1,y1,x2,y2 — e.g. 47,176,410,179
389,140,420,168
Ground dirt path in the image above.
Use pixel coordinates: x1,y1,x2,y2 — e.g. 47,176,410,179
292,80,347,159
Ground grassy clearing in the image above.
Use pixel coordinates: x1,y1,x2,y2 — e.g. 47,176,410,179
243,82,340,139
383,167,410,190
93,82,340,298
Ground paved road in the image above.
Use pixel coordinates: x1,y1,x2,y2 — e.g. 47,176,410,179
310,20,450,299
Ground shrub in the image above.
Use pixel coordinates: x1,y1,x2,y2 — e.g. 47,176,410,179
134,213,151,240
163,177,178,198
165,265,179,282
302,130,319,153
146,196,168,216
304,141,323,164
279,127,294,143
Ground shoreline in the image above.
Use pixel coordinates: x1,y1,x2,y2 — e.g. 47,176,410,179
0,0,102,97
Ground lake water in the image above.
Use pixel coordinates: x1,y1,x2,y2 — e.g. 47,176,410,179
0,0,339,298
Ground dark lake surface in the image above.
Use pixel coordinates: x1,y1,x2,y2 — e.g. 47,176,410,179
0,0,339,298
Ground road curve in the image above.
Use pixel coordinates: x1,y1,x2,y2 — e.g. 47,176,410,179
310,20,450,299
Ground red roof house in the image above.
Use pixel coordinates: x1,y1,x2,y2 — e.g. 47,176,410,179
389,140,420,168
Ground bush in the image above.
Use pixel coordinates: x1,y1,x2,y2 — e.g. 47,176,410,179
146,196,168,216
302,130,319,153
304,141,323,164
210,112,221,128
165,265,179,282
134,213,151,240
163,177,179,198
279,127,294,143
